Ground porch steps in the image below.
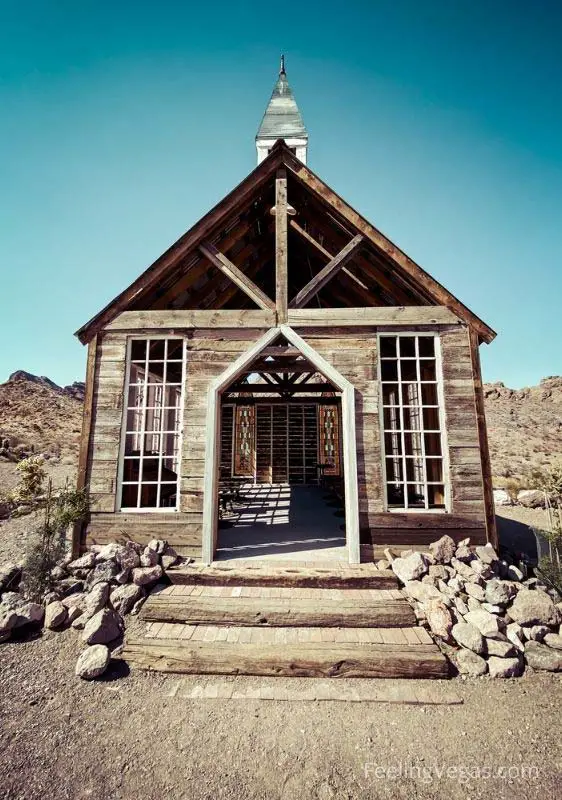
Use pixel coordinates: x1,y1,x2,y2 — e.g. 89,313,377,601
123,570,449,679
139,586,415,628
166,562,398,590
124,622,448,679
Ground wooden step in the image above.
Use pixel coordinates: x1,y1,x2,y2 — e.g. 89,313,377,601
167,563,398,589
123,624,447,679
141,589,415,628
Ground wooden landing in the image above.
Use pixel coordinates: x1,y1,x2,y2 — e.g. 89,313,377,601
141,586,415,628
167,562,398,589
124,623,447,679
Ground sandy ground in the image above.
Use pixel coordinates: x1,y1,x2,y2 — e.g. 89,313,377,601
1,624,561,800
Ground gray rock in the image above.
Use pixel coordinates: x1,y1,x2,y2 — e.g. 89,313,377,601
454,648,487,676
391,552,428,583
452,622,485,655
44,601,67,630
451,558,478,582
50,565,67,582
82,582,110,621
132,565,163,586
465,608,502,640
61,592,86,610
403,580,442,604
67,552,96,572
448,576,465,594
509,589,560,627
0,609,18,638
116,545,140,571
481,603,503,615
84,561,119,590
506,622,525,652
43,591,61,606
82,609,123,645
455,543,473,562
161,545,179,570
485,580,517,607
429,535,456,564
428,564,450,582
488,656,523,678
13,601,44,628
470,560,494,580
543,633,562,651
524,640,562,671
66,605,83,624
57,578,84,597
109,584,143,616
140,549,160,567
453,596,469,616
94,543,124,563
522,625,550,642
147,539,166,554
75,644,110,680
400,549,414,559
115,568,131,585
383,548,396,564
0,563,22,593
467,597,482,612
375,559,390,571
425,600,453,641
507,565,525,582
492,489,512,507
517,489,544,508
464,583,486,601
486,639,516,658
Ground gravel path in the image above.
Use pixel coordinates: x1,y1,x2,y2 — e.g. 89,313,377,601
1,625,561,800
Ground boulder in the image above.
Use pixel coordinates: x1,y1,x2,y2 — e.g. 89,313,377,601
116,545,140,571
383,548,396,563
425,600,453,641
391,552,428,583
429,535,456,564
524,640,562,671
84,561,119,590
452,622,485,655
161,545,179,570
465,608,502,640
75,645,110,680
67,552,96,572
147,539,166,554
50,565,67,582
543,633,562,651
492,489,512,507
132,565,163,586
467,597,482,612
481,603,502,615
506,622,525,652
94,543,125,563
486,639,516,658
453,596,469,616
44,601,67,630
110,584,143,616
488,656,523,678
115,569,131,585
454,648,487,677
455,543,473,562
13,601,44,628
507,565,525,582
470,561,494,580
517,489,544,508
375,559,390,571
0,609,19,640
82,609,123,646
0,563,22,593
448,576,465,594
464,583,486,602
450,559,478,582
522,625,550,642
403,580,442,604
428,564,449,582
509,589,560,627
485,580,517,607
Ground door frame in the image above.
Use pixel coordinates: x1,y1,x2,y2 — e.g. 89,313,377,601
201,325,360,564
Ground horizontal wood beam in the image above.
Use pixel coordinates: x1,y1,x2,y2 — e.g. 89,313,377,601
199,242,275,312
105,310,276,331
287,306,462,327
222,396,340,405
227,383,337,394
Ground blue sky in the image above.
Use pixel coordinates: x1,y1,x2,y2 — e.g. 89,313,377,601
1,0,561,388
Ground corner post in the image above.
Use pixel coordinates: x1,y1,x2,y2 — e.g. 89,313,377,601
72,334,97,557
275,167,288,323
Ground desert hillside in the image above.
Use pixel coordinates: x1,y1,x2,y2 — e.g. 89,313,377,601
0,371,560,480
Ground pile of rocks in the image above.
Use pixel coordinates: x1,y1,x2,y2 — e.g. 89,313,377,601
0,539,185,680
493,488,547,508
382,535,562,678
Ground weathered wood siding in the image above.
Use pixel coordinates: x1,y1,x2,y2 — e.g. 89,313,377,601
84,328,267,556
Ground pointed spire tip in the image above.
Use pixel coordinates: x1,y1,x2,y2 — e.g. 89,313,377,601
280,54,286,76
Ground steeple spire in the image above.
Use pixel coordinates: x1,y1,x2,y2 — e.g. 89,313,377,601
255,57,308,165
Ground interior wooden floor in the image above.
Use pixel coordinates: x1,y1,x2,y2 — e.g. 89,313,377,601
216,484,347,562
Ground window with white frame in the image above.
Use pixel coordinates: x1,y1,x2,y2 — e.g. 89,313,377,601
379,334,447,510
120,338,184,510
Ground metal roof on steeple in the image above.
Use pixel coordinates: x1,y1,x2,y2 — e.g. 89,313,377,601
256,56,308,140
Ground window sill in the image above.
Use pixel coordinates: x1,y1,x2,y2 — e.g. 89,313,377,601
385,507,449,514
119,507,179,514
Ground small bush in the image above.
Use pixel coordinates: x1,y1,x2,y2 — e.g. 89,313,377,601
7,456,47,507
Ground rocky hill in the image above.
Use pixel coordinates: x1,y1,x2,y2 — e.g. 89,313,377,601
0,372,84,462
0,370,560,479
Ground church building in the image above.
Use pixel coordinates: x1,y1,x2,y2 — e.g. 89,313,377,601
74,58,497,568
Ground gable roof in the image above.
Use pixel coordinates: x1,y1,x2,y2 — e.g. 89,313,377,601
75,140,495,344
256,63,307,141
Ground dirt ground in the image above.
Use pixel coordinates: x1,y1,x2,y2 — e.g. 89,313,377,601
1,623,561,800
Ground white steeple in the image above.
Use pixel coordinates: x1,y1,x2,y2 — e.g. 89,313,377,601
255,56,308,165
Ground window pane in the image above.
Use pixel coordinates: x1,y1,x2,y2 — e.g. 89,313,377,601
383,406,401,429
162,434,180,459
148,340,165,360
426,458,443,482
131,340,147,362
404,431,423,456
402,406,422,430
427,484,446,507
420,360,436,381
382,383,400,405
381,360,398,382
128,365,145,386
418,337,435,357
401,384,421,406
424,432,442,456
139,484,158,508
140,458,160,481
162,457,179,479
121,484,138,507
167,339,184,361
423,406,440,430
407,484,426,508
122,459,140,481
405,458,424,482
385,457,403,483
166,362,183,383
384,432,403,456
124,433,142,455
387,483,405,506
421,383,438,405
159,484,177,508
163,386,182,407
399,337,416,358
379,337,397,358
400,360,417,381
146,362,165,384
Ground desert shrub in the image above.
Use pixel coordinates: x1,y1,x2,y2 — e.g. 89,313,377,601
7,456,47,507
23,480,89,602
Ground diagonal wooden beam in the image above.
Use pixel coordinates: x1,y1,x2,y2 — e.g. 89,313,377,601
275,167,288,322
289,234,364,309
199,241,275,312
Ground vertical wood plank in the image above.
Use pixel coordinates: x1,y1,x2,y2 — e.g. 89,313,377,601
72,335,97,556
469,329,498,548
275,167,288,323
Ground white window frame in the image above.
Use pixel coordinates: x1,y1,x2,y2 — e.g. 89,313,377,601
116,336,186,513
377,331,450,513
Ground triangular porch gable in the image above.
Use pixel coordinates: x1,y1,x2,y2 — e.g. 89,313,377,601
76,141,495,344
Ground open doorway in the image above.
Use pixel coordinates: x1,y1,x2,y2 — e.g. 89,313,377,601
202,326,359,564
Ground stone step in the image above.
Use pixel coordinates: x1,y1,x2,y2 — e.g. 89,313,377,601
167,563,398,590
141,586,415,628
123,623,447,679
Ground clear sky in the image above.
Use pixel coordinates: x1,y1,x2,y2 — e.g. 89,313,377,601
1,0,561,388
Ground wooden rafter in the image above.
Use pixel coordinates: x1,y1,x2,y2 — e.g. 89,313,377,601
199,241,275,312
202,243,273,311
